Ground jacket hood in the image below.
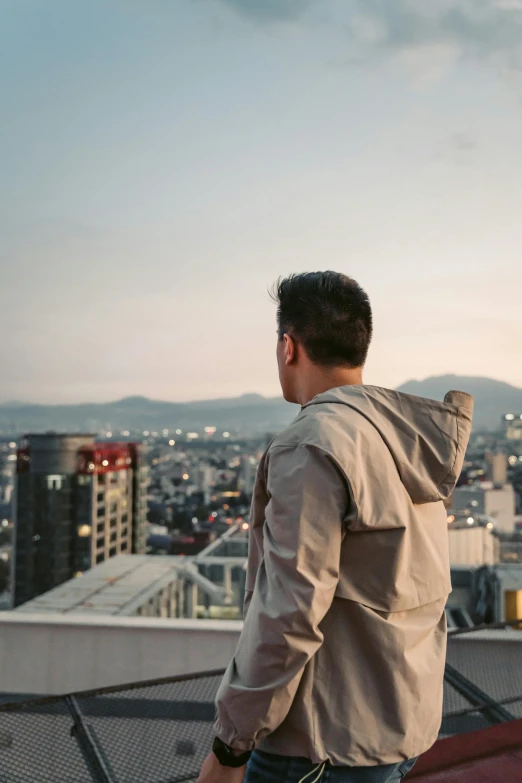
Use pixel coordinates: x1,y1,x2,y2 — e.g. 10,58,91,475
303,385,474,504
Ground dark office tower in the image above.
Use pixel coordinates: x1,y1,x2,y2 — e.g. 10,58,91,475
13,434,148,607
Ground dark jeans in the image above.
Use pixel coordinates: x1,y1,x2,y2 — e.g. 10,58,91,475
244,749,418,783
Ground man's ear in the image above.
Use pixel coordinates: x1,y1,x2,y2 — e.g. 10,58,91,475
284,333,297,366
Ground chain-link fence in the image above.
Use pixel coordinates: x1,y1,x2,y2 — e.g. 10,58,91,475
0,627,520,782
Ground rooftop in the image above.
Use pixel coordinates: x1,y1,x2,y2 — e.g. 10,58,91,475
14,554,236,616
14,555,189,616
0,623,520,782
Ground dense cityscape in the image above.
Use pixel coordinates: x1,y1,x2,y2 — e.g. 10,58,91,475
0,392,521,620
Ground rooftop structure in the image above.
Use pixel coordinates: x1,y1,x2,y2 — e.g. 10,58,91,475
13,525,249,620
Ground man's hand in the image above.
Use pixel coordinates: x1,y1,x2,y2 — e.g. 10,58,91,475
196,751,247,783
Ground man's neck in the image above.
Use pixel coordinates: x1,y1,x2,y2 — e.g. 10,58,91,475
294,366,363,407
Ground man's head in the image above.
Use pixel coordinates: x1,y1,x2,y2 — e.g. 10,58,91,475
271,271,373,405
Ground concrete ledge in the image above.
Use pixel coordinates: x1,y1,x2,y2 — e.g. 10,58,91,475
0,612,242,695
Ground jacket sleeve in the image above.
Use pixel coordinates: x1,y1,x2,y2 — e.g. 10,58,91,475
213,443,348,749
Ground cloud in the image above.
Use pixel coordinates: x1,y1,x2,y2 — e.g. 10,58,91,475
348,0,522,79
450,132,476,152
215,0,522,80
216,0,315,23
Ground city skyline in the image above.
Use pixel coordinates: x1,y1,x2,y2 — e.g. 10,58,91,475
2,0,522,403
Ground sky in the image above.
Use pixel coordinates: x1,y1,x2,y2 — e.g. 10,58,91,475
2,0,522,403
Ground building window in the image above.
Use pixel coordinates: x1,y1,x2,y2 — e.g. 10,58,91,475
46,475,64,491
109,547,117,557
96,553,104,564
110,531,117,543
121,541,128,551
77,475,91,487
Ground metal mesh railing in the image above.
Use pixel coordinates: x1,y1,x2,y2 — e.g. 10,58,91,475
0,624,520,782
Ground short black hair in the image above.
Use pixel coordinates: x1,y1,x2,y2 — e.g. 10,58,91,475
270,271,372,368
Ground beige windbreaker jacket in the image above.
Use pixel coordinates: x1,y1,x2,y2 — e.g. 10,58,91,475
214,385,474,766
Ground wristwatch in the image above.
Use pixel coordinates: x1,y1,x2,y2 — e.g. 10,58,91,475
212,736,252,768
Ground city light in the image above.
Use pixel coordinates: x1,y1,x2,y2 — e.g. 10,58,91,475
1,519,9,528
487,522,494,530
77,524,92,537
106,432,112,438
204,426,216,435
467,517,474,525
121,430,130,437
447,515,455,524
169,439,175,446
241,522,249,531
187,432,199,440
223,432,230,438
143,431,150,437
175,429,182,435
505,414,515,420
8,441,16,449
163,429,169,437
183,473,189,480
102,459,109,467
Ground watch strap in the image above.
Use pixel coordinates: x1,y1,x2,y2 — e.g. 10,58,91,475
212,736,252,767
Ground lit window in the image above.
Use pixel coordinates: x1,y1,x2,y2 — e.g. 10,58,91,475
77,524,92,537
46,475,64,490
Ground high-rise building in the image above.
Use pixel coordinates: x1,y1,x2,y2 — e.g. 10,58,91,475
12,434,148,607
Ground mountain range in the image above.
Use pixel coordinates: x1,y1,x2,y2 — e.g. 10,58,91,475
0,375,519,436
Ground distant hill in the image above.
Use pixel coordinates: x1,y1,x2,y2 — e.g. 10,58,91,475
0,394,297,436
0,375,519,435
397,375,522,431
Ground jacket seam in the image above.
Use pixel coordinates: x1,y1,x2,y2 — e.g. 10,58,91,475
435,408,461,493
267,442,360,528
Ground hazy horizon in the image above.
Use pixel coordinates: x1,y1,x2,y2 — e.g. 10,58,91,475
3,1,522,404
1,372,520,407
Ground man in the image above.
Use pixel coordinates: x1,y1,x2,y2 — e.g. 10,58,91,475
197,271,473,783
